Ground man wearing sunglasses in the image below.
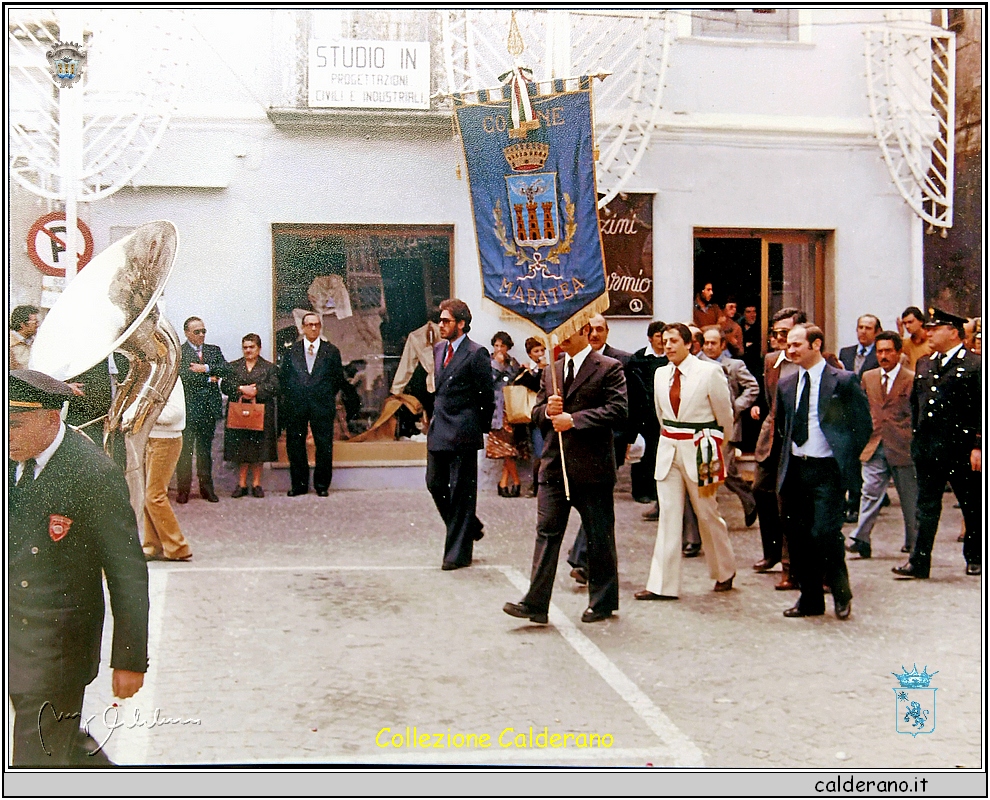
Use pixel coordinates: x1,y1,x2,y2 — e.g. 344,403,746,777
749,307,806,587
177,317,231,504
426,299,495,570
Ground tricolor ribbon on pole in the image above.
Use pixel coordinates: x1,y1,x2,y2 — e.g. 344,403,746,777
497,65,539,139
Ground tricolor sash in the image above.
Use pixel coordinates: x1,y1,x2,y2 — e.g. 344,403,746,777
661,419,726,497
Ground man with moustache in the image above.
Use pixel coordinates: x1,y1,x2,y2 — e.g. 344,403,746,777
775,325,872,620
281,312,346,497
893,307,982,579
504,323,627,623
845,331,919,559
426,299,495,570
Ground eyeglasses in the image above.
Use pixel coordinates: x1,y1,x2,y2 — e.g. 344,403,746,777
439,317,456,324
771,328,789,338
190,328,206,335
302,322,321,328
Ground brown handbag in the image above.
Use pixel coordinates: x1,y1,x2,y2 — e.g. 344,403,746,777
227,398,265,431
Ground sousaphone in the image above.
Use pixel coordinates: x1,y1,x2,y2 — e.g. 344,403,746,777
30,220,181,529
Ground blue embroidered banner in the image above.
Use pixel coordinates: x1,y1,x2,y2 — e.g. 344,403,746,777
455,83,608,338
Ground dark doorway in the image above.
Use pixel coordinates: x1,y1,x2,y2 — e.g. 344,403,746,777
693,237,762,310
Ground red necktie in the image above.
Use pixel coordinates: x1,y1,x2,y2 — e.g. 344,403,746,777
670,367,681,416
443,342,453,367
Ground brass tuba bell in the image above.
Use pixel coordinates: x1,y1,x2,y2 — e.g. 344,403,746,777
29,221,181,530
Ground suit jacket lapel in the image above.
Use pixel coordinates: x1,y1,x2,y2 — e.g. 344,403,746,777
818,365,838,418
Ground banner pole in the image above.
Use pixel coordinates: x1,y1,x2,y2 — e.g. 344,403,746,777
547,334,570,501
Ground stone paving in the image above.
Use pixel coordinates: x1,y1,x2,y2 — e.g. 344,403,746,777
78,463,982,769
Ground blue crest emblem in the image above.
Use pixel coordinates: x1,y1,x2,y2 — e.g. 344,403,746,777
46,41,87,89
892,665,937,737
505,173,560,249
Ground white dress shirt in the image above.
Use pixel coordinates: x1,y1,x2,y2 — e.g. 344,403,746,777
304,337,320,373
879,362,901,394
939,343,964,368
791,358,834,458
563,344,592,386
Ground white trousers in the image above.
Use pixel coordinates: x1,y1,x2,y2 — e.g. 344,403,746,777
646,458,736,596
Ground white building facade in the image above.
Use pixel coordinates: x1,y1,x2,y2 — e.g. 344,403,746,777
9,7,950,471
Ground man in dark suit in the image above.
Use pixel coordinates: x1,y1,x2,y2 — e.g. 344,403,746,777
176,316,230,503
837,314,881,522
503,323,627,624
893,307,982,579
65,352,131,467
280,312,345,497
426,299,495,570
749,308,804,584
626,320,668,512
566,313,631,584
775,324,872,620
8,370,149,766
846,331,919,559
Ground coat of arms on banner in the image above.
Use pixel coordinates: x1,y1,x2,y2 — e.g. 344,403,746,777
892,665,938,737
46,41,87,89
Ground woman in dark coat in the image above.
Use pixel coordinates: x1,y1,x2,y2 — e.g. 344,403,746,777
221,333,279,497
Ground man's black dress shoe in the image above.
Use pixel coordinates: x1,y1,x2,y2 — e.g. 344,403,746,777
966,563,981,576
634,589,677,600
442,561,470,571
880,493,891,509
843,508,859,524
581,607,613,623
783,605,824,618
176,491,189,504
682,543,701,558
232,486,248,498
201,487,219,503
744,506,758,527
892,561,929,579
752,558,779,573
901,545,911,553
642,502,659,521
316,488,329,497
472,520,485,541
287,488,308,497
845,538,871,559
570,567,588,585
502,602,548,624
834,599,852,620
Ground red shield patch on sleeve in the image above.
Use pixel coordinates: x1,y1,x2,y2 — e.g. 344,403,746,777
49,514,73,542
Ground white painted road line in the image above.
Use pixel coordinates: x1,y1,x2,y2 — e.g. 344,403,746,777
498,565,705,768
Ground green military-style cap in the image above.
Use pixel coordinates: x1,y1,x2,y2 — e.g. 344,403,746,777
9,369,75,412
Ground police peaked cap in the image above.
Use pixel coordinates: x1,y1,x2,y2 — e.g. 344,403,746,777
9,369,75,411
924,306,968,329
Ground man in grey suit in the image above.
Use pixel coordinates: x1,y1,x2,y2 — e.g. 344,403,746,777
701,325,759,526
775,324,872,620
426,299,495,571
504,323,627,624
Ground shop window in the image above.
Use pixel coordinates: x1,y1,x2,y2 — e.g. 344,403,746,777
272,224,451,442
691,9,799,42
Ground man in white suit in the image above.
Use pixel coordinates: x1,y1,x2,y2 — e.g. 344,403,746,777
635,323,736,599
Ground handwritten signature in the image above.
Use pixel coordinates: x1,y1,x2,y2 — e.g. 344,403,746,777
39,702,201,757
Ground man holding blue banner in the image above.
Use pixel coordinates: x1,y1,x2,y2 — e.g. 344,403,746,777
453,63,619,622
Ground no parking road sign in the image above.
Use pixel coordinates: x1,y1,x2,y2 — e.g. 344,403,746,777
27,211,94,276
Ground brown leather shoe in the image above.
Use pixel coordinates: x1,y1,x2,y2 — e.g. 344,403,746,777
775,578,797,590
752,559,779,573
714,574,735,592
569,567,588,585
634,590,677,601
